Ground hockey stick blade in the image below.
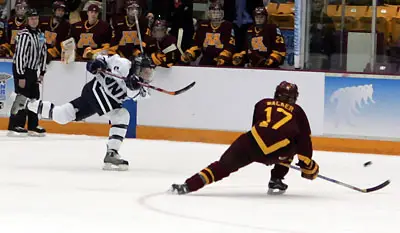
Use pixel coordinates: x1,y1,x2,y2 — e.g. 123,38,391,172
365,180,390,193
280,163,390,193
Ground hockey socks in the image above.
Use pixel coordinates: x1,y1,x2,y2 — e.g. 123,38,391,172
27,100,54,119
185,161,231,192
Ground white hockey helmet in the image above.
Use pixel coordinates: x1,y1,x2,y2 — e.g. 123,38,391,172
108,55,132,78
131,54,155,82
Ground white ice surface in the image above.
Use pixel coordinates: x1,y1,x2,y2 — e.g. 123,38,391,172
0,131,398,233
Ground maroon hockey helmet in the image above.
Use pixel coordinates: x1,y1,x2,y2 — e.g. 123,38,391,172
208,2,224,23
274,81,299,104
253,6,268,26
152,18,168,41
53,1,67,19
53,1,67,10
126,0,141,17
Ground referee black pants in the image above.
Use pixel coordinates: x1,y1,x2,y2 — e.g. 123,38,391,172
8,65,40,130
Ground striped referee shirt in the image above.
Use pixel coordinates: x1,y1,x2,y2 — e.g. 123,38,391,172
13,27,47,76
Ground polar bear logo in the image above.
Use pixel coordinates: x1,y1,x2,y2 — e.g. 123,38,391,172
329,84,375,127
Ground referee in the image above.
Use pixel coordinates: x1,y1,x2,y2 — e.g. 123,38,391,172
8,8,47,137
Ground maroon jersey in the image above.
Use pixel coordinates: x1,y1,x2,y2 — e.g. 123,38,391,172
188,20,235,65
147,35,178,68
251,98,312,161
1,16,26,56
244,24,286,68
0,21,6,45
71,19,112,59
40,16,71,59
110,15,151,58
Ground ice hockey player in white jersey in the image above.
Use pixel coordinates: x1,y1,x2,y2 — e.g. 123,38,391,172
11,54,155,171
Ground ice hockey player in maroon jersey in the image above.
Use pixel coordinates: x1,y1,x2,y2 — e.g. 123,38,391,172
170,81,319,195
180,2,235,66
70,4,112,60
109,0,151,59
232,7,286,68
147,18,178,68
0,0,28,57
40,1,71,62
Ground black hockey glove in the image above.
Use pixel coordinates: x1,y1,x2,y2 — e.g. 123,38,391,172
86,57,107,74
126,75,144,90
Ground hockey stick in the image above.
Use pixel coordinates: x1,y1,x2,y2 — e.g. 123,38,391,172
162,44,177,54
101,70,196,96
177,28,184,55
134,12,144,53
280,163,390,193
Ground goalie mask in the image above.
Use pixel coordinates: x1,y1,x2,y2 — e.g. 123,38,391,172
15,0,28,18
253,7,268,26
131,55,156,83
152,18,167,41
274,81,299,105
126,0,141,18
208,2,224,23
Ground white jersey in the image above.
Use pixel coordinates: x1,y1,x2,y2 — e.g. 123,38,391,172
94,54,150,103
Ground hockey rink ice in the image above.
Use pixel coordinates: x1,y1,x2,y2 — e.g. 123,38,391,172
0,131,399,233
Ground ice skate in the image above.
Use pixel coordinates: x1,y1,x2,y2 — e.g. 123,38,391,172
267,178,288,195
10,94,28,115
7,126,28,137
103,149,129,171
169,183,190,195
28,126,46,137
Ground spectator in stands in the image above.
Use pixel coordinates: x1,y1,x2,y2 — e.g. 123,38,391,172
308,0,336,70
0,0,28,58
109,0,152,59
232,6,286,68
223,0,263,52
149,0,194,51
109,0,149,23
40,1,71,63
147,17,179,67
70,3,112,60
180,1,235,66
